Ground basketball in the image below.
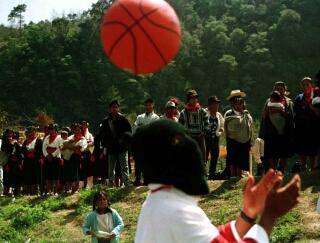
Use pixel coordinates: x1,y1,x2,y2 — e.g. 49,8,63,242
100,0,181,75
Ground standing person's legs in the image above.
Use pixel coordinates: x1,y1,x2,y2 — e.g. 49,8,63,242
208,138,219,178
0,166,3,196
134,159,142,185
119,151,130,186
192,135,206,165
108,154,117,187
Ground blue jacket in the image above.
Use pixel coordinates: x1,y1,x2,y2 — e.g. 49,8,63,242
83,208,124,243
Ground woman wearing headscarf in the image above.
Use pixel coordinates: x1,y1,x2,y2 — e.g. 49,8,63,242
259,81,294,173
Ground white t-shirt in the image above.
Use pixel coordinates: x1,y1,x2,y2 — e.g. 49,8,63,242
135,184,268,243
134,112,159,132
97,213,113,233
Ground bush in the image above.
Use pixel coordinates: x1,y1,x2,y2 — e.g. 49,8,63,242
41,196,68,211
11,206,48,229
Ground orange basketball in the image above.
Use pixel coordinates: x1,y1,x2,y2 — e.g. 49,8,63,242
100,0,181,75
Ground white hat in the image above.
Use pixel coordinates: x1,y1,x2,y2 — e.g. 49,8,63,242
165,101,176,108
226,90,246,101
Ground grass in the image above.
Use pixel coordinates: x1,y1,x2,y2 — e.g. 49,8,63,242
0,171,319,243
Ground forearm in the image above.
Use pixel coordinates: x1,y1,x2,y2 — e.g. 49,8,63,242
259,212,276,235
234,215,253,238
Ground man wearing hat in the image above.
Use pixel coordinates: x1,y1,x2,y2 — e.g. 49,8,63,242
99,100,132,187
205,96,224,179
224,90,253,178
179,90,209,164
162,101,178,122
133,120,301,243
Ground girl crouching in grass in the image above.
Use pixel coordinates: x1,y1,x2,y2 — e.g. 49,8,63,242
83,191,124,243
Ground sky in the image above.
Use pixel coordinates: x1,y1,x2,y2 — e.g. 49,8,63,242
0,0,98,25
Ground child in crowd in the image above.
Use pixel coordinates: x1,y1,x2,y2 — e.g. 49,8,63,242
252,137,265,176
83,191,124,243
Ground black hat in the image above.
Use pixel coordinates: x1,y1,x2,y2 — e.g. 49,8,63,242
132,120,209,196
208,95,221,104
186,89,198,101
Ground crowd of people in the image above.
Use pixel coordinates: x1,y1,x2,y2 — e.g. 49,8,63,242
0,74,319,198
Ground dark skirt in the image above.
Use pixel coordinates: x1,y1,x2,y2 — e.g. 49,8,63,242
3,158,22,187
60,158,79,183
92,152,109,179
83,151,94,177
264,133,294,159
294,120,319,156
44,157,60,181
23,157,40,185
226,137,250,171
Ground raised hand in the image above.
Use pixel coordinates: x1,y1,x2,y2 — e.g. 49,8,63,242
242,169,283,219
259,174,301,235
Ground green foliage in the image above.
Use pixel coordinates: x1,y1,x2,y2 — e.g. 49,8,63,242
270,211,304,242
41,196,68,211
11,205,48,229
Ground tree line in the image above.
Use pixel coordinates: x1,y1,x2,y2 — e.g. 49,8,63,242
0,0,319,133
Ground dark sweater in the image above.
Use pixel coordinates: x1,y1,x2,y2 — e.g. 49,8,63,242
99,113,132,154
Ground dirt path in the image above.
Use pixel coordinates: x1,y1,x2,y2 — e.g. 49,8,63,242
52,209,89,243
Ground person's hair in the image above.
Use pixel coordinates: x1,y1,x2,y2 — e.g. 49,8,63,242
270,90,281,102
71,123,81,131
144,98,154,104
207,95,220,105
62,126,71,135
109,99,120,107
80,120,89,126
92,191,111,211
169,96,180,106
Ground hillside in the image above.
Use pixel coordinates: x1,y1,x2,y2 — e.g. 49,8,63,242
0,171,319,243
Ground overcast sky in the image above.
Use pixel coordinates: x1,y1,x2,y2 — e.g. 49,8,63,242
0,0,98,25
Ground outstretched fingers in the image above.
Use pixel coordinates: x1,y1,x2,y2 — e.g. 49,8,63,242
255,169,283,194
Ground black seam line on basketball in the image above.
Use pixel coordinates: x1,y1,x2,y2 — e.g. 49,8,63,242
139,3,180,38
102,21,138,74
103,7,159,73
119,2,167,65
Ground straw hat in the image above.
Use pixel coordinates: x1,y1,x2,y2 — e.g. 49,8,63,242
226,90,246,101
